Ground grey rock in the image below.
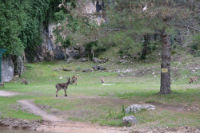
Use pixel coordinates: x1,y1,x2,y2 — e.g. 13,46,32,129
65,48,80,59
0,118,40,130
2,57,14,82
119,59,128,64
123,115,137,125
92,65,106,71
80,58,88,62
66,57,74,63
93,57,102,63
125,104,155,113
82,68,93,72
93,57,109,64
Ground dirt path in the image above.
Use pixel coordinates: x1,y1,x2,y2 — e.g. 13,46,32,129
18,100,64,122
0,90,19,97
18,99,129,133
37,121,129,133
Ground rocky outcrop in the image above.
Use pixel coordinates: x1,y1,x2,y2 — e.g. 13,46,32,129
125,104,155,113
35,24,65,62
35,24,86,62
2,57,14,82
77,0,105,26
35,0,106,62
122,116,137,125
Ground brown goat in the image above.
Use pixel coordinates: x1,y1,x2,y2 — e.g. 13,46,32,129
189,76,198,84
56,78,71,97
21,78,29,85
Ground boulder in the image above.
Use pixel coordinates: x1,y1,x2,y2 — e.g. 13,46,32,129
119,59,128,64
93,57,109,63
122,116,137,125
93,57,102,63
125,104,155,113
65,48,80,59
82,68,93,72
92,65,106,71
80,58,88,62
2,57,14,82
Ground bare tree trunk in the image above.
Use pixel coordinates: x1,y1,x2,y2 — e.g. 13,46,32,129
160,31,171,94
140,34,150,60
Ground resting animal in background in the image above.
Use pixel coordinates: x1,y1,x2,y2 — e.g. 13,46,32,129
21,78,29,85
0,83,4,87
100,78,104,84
71,75,78,85
189,76,198,84
56,78,71,97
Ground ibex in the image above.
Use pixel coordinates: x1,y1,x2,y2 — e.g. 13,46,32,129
189,76,198,84
0,83,4,87
21,78,29,85
56,78,71,97
71,75,78,85
100,78,104,84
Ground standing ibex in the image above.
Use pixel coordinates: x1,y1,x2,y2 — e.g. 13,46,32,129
56,76,78,97
189,76,198,84
56,78,71,97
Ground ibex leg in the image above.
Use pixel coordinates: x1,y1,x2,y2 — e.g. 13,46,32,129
64,88,67,97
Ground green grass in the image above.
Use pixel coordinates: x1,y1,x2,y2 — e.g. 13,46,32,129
0,55,200,128
0,96,41,120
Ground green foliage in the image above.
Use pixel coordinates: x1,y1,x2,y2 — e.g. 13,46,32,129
100,105,126,126
0,1,25,55
0,0,62,58
54,10,67,22
191,34,200,56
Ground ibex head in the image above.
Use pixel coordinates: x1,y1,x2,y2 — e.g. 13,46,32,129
70,75,78,85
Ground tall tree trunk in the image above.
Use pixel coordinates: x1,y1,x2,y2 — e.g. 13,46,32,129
140,34,150,60
160,31,171,94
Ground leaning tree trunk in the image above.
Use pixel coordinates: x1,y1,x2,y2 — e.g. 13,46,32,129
160,31,171,94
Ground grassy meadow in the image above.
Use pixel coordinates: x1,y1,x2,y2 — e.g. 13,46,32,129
0,53,200,128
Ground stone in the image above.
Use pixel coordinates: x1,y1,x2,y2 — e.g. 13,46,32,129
82,68,93,72
65,47,81,59
93,57,109,64
119,59,128,64
80,58,88,62
125,104,155,113
2,57,14,82
62,68,72,71
92,65,106,71
93,57,102,63
66,57,74,63
122,115,137,125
